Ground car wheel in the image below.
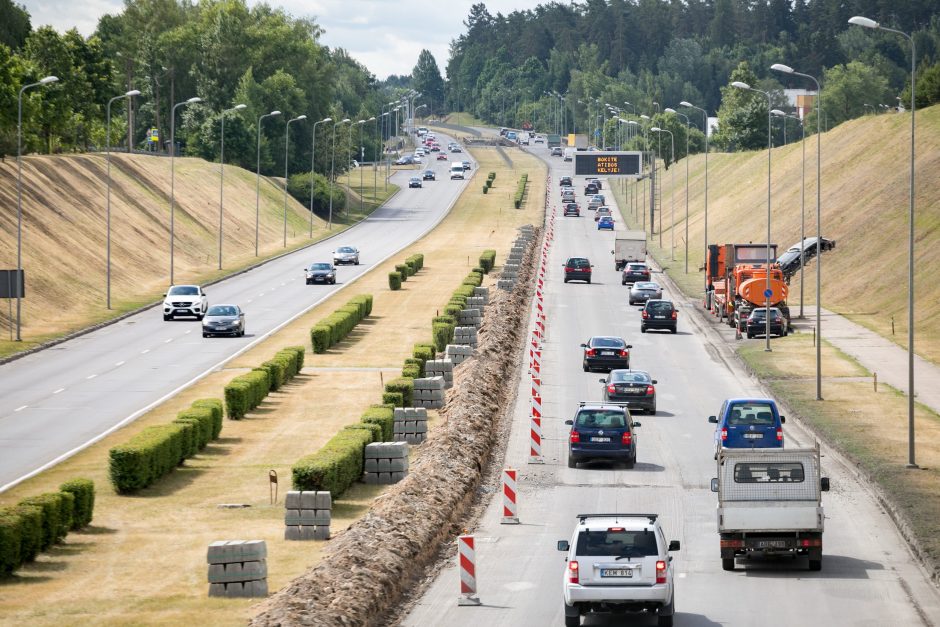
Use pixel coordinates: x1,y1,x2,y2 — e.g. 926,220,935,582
670,326,677,334
586,278,591,284
641,326,647,333
240,328,246,337
722,558,735,571
746,332,753,339
564,608,580,627
564,278,569,283
649,405,656,415
163,315,171,321
567,455,577,469
197,315,204,321
657,596,675,627
622,279,627,285
809,558,822,571
624,455,636,469
582,362,589,372
202,332,209,338
355,260,360,266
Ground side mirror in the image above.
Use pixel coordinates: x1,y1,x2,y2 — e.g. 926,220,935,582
821,477,830,492
580,343,588,348
557,540,570,552
780,415,786,423
564,419,573,426
651,380,658,384
611,250,615,254
668,540,680,552
708,416,718,424
626,345,633,349
162,293,167,297
598,378,606,384
710,478,719,492
633,422,641,428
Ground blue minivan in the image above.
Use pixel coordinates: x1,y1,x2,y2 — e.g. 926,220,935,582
708,398,785,458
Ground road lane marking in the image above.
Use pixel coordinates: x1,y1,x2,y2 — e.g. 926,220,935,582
141,349,150,354
165,338,173,343
115,361,125,366
185,330,192,335
53,388,65,394
15,405,27,412
86,374,97,380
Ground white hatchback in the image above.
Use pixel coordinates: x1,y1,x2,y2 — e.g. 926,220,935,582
557,513,679,626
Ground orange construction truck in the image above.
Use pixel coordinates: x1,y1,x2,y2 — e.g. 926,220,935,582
705,244,790,331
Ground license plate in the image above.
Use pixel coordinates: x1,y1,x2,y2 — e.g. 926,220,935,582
757,540,788,549
600,569,633,577
590,437,611,442
655,316,665,319
743,433,763,439
601,351,615,355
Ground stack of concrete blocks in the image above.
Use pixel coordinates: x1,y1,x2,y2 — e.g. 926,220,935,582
413,376,446,409
457,307,482,328
363,441,409,484
472,287,489,305
453,326,478,348
424,358,454,389
207,540,268,598
394,407,428,444
283,490,331,541
466,295,486,311
498,228,533,291
445,344,474,365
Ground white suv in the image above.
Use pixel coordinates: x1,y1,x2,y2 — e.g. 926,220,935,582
557,513,679,626
162,285,208,321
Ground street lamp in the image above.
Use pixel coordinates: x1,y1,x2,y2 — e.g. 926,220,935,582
329,118,351,230
628,120,641,223
309,117,332,237
849,15,918,467
732,80,773,351
106,89,140,310
665,108,691,272
169,96,201,284
681,100,710,291
772,108,805,319
255,110,282,256
355,119,368,214
380,111,391,191
651,128,676,260
219,103,247,269
283,114,307,247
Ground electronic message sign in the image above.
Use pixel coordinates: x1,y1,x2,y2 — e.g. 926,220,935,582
574,151,643,177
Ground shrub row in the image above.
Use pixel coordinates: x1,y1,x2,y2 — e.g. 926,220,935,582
483,171,496,194
108,397,224,493
384,377,415,407
514,173,529,209
310,295,374,353
479,250,497,273
291,423,377,498
388,253,425,291
0,479,95,576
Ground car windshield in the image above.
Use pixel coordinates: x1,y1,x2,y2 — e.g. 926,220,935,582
600,217,613,222
568,259,590,268
309,263,331,270
627,264,647,271
575,410,626,428
168,286,198,296
336,247,355,254
636,282,659,290
646,301,673,314
727,403,776,426
611,371,651,383
591,337,625,348
207,305,236,316
576,529,658,558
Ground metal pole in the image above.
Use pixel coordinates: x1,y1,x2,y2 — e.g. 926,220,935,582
219,103,245,269
255,110,281,256
682,102,708,289
329,119,350,230
284,115,306,248
310,117,331,237
799,119,805,318
169,97,200,283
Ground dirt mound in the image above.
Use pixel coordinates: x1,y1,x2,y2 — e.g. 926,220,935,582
249,233,538,626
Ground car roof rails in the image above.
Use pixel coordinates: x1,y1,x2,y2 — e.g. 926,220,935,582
577,513,658,524
578,401,630,407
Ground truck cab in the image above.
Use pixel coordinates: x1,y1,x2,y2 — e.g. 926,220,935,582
708,398,785,458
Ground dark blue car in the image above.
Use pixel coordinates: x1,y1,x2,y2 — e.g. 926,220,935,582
709,398,785,458
597,216,615,230
566,403,641,469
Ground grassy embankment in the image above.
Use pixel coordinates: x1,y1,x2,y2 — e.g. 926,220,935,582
0,146,546,625
609,105,940,576
0,153,396,359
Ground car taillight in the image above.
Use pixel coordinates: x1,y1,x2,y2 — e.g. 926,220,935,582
656,560,667,584
671,311,677,320
798,538,822,547
608,385,616,394
646,385,655,396
570,431,580,444
585,349,596,356
619,350,629,357
622,431,632,445
568,560,580,584
721,428,728,441
777,429,783,442
642,311,649,319
720,539,745,549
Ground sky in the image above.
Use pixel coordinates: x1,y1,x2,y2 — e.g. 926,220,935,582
19,0,542,80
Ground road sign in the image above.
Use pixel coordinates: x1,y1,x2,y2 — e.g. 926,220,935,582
574,151,643,178
763,288,773,298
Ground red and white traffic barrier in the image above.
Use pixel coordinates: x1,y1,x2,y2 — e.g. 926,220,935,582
530,348,542,375
457,535,481,605
501,468,520,524
529,414,544,464
531,376,541,398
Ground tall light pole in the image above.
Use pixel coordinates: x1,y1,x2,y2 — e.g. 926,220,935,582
355,119,368,214
372,114,381,199
169,96,201,284
849,16,918,467
773,108,805,319
665,108,691,272
381,111,391,191
283,114,306,247
255,110,281,256
309,117,332,237
15,75,58,340
628,120,640,222
681,101,710,291
651,128,675,260
329,118,351,230
732,81,773,351
219,103,246,269
106,89,140,310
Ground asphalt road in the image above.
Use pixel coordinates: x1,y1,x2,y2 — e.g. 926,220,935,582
0,137,472,491
403,141,940,626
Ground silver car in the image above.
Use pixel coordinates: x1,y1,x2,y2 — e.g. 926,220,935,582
202,304,245,338
629,281,663,305
333,246,360,265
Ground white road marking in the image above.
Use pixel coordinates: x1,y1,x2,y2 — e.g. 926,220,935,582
247,299,253,304
164,338,173,343
53,388,65,394
678,572,687,578
86,374,97,380
115,361,125,366
185,330,192,335
15,405,27,412
141,349,150,354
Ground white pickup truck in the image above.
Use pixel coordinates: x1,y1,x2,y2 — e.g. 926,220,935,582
710,446,830,571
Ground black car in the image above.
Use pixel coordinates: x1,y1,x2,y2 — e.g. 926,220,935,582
777,237,836,277
641,299,677,333
621,262,651,285
586,177,603,190
408,177,422,188
305,262,336,285
601,370,657,414
559,176,573,187
563,203,580,217
201,304,246,338
584,183,599,195
746,307,788,338
566,402,641,468
564,257,593,283
581,336,631,371
422,169,436,180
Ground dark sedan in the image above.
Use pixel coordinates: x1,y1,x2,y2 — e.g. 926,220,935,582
563,203,580,217
581,336,632,372
746,307,788,338
601,370,657,414
422,169,436,180
408,177,423,188
629,281,662,305
641,299,677,333
305,262,336,285
202,304,245,338
621,262,651,285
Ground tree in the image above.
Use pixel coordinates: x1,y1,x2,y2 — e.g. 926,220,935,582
815,61,891,128
411,49,445,114
0,0,30,50
712,61,768,151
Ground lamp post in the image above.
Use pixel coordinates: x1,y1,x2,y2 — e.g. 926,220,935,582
651,128,676,260
628,120,640,221
283,114,307,247
849,16,918,467
308,117,332,237
329,118,351,230
732,81,773,351
106,89,140,309
640,114,652,236
381,111,391,191
681,101,709,291
355,118,369,214
219,103,247,269
773,109,806,321
255,110,282,256
665,108,691,272
372,114,380,199
169,96,202,284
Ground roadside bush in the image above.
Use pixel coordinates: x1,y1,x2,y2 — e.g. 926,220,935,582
404,357,424,377
482,184,489,194
402,364,420,379
59,478,95,529
389,271,402,290
171,419,199,459
452,284,476,300
192,398,224,438
12,504,42,563
487,171,496,182
109,423,188,493
479,249,497,272
432,321,454,353
18,493,67,550
385,377,414,406
395,264,410,281
311,325,331,353
382,391,404,406
407,254,424,271
287,171,345,214
225,369,271,419
345,422,382,442
291,427,374,498
259,358,287,391
444,304,463,318
361,404,394,441
310,296,373,352
349,294,373,317
462,273,482,287
176,405,214,450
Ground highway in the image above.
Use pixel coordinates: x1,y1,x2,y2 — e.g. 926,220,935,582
0,138,471,491
403,142,940,626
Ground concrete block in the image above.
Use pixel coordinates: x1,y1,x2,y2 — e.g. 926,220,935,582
300,509,331,526
245,579,269,597
207,540,267,565
314,491,332,510
314,526,331,540
284,526,303,541
285,509,303,525
363,472,380,485
390,471,407,483
415,421,428,434
241,560,268,581
209,583,226,597
393,408,407,420
285,491,302,509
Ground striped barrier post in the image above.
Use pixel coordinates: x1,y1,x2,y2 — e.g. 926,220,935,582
531,376,541,398
530,348,542,375
457,535,481,606
529,413,544,464
501,468,519,524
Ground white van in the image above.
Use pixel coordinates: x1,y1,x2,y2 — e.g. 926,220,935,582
449,162,465,180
